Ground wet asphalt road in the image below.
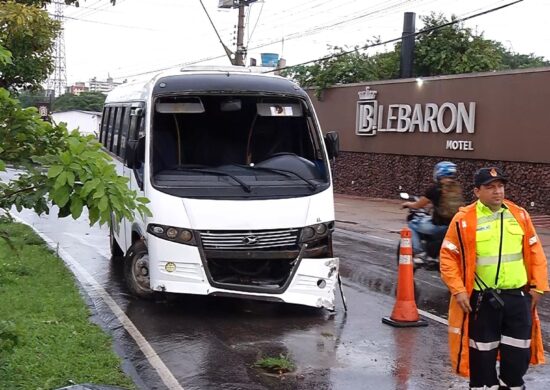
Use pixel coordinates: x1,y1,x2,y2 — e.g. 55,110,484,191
9,206,550,390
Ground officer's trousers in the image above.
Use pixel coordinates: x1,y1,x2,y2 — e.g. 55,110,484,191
468,290,532,390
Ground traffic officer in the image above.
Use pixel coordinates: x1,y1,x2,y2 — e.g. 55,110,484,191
439,167,548,390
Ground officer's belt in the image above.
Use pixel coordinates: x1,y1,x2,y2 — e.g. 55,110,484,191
494,287,525,295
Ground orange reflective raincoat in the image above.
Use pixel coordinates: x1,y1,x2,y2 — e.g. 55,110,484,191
440,200,549,377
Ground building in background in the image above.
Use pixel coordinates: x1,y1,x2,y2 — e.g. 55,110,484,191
66,81,89,95
51,110,102,137
88,75,121,94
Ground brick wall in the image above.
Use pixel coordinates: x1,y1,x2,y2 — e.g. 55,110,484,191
332,152,550,215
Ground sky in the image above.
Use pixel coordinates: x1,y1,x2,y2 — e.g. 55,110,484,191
53,0,550,85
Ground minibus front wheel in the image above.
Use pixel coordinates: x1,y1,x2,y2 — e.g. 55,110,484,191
124,241,154,299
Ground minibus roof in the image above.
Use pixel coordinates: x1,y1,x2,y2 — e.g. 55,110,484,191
105,67,308,104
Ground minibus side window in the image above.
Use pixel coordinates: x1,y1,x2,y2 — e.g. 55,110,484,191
112,106,124,155
106,106,117,151
128,107,145,141
119,107,131,159
307,116,323,159
127,105,146,187
99,106,109,145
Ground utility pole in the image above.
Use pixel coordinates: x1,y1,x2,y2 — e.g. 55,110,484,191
218,0,258,66
399,12,416,79
46,0,67,97
235,2,246,66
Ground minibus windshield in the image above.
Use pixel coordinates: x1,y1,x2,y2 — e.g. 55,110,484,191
150,95,329,199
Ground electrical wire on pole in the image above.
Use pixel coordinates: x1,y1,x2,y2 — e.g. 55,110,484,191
110,0,523,81
201,0,258,66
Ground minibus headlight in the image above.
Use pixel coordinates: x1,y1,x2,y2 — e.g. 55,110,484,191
179,229,193,242
147,224,197,246
152,226,164,235
302,227,315,240
314,223,327,235
166,227,178,239
299,222,333,243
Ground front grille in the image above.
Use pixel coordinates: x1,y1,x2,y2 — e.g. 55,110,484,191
199,228,299,250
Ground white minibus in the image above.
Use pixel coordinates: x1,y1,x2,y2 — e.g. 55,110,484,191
100,67,340,310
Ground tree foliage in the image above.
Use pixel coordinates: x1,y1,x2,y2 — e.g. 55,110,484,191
53,92,106,112
414,14,503,76
496,43,550,70
0,42,149,227
0,1,148,233
0,1,61,91
284,13,549,95
0,87,151,226
282,45,399,98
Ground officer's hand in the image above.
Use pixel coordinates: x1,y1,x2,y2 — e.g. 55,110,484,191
529,290,543,309
455,292,471,313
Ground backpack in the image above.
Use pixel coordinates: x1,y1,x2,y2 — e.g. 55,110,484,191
435,180,464,221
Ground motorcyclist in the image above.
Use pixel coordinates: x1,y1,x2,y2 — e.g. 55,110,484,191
401,161,463,263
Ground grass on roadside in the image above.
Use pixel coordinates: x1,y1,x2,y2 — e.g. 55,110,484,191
254,353,295,374
0,221,135,390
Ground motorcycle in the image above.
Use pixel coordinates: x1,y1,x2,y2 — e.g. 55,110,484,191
398,192,445,271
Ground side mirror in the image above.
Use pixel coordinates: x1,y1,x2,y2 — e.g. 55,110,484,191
126,136,145,169
324,131,340,159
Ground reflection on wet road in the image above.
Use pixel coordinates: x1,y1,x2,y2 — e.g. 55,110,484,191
9,207,550,390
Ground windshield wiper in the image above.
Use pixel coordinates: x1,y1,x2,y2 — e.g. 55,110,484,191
171,167,251,193
229,164,318,191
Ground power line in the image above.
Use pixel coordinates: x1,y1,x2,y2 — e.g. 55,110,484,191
61,14,165,31
64,3,122,14
198,0,235,64
66,0,104,18
246,0,264,47
265,0,524,73
98,0,411,77
110,0,523,81
70,0,125,19
249,0,423,49
110,0,415,78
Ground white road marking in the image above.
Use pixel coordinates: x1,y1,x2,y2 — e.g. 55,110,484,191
13,216,184,390
418,309,448,325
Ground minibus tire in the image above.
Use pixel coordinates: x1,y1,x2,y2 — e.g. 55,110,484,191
109,226,124,258
124,241,154,299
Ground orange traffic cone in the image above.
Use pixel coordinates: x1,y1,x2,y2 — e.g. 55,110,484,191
382,227,428,327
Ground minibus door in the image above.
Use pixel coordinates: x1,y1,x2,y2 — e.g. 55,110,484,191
124,105,146,249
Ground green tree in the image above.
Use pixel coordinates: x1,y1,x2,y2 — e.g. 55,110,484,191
283,45,399,98
0,42,149,227
414,14,503,76
0,1,117,90
494,42,550,70
53,92,106,112
284,13,548,94
0,1,61,91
